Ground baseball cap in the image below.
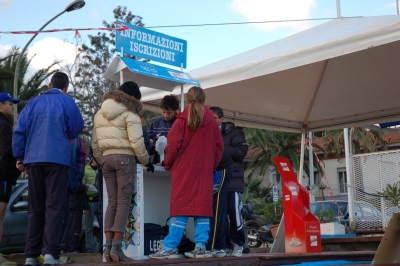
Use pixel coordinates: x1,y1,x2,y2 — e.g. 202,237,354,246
0,93,20,103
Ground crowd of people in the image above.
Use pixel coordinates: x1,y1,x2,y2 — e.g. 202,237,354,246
0,71,248,264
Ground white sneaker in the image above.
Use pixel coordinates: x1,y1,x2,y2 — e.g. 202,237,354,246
43,254,67,265
184,246,212,258
148,241,180,260
24,258,37,266
211,249,226,257
231,243,243,257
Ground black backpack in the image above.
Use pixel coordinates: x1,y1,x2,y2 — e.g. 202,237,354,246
144,223,168,255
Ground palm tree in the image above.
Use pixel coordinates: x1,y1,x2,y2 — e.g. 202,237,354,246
241,172,268,207
0,46,59,113
0,55,15,84
244,128,323,182
322,127,387,157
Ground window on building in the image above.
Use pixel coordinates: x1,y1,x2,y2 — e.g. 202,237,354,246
313,171,321,185
338,168,347,194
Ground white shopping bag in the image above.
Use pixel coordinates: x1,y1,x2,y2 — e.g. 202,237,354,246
155,136,167,163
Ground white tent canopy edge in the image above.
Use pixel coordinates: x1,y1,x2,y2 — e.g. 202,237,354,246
141,15,400,133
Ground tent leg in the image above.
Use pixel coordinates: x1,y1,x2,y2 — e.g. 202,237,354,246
180,85,184,111
309,132,315,203
344,128,355,232
180,63,184,111
298,132,305,186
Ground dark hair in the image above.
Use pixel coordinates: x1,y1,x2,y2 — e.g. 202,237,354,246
187,86,205,130
50,72,69,89
119,81,141,100
160,94,179,111
210,106,224,118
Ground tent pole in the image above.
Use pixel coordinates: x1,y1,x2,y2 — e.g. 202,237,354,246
397,0,399,15
309,132,315,203
299,131,305,186
344,128,355,232
181,85,184,111
120,47,124,84
180,63,184,111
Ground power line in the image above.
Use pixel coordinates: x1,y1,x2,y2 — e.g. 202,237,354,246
145,16,362,29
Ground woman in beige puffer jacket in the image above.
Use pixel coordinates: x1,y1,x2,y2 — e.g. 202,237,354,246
92,81,153,261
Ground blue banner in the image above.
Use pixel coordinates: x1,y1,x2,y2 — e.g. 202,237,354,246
116,20,187,68
119,57,199,86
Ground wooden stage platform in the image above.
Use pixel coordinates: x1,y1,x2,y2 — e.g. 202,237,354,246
6,235,386,265
7,250,377,266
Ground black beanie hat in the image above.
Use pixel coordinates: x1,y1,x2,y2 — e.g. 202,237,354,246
119,81,141,100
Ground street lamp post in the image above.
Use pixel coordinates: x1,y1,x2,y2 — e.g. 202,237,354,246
13,0,85,122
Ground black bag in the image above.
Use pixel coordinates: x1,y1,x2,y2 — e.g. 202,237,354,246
163,218,195,254
144,223,168,255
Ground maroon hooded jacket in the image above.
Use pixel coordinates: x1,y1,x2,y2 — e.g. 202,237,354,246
164,105,224,217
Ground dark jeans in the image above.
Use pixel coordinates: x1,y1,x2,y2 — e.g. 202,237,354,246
59,194,71,244
206,165,233,250
25,164,69,259
64,209,83,253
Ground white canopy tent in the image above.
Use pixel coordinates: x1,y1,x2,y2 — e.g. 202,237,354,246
141,15,400,132
139,15,400,231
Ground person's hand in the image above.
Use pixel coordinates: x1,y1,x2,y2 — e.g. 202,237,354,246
16,161,26,172
145,161,154,173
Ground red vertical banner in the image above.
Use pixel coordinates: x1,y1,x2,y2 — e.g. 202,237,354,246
274,156,322,253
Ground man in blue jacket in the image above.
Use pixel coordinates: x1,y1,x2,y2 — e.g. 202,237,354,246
13,72,84,266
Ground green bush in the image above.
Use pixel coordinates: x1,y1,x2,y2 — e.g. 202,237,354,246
256,199,283,225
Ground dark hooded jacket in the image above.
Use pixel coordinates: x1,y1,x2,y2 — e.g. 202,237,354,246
0,112,20,184
221,122,248,192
